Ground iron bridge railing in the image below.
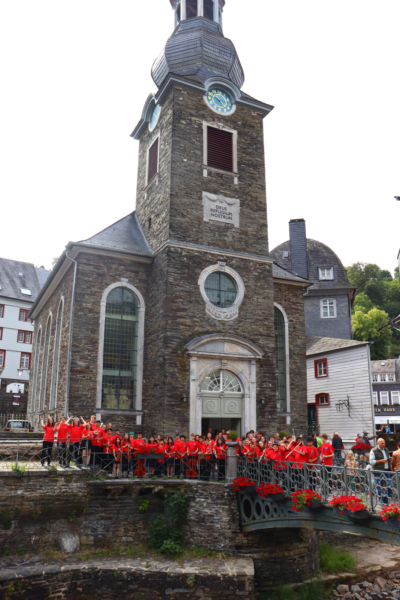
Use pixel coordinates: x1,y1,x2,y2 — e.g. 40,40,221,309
237,459,400,513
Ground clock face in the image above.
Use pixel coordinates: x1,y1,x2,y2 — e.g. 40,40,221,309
149,104,161,132
206,89,233,114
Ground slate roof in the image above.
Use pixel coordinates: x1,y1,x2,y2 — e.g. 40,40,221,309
78,212,153,257
306,336,369,356
270,238,355,292
272,263,312,285
152,17,244,89
0,258,51,302
370,359,397,374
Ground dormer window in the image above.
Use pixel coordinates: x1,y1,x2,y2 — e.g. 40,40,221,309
21,288,32,296
186,0,198,18
319,267,333,280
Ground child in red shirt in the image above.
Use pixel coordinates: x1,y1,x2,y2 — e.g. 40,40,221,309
40,416,55,467
147,436,158,476
56,416,72,467
113,437,122,477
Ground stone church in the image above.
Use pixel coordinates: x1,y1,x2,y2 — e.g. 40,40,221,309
27,0,311,437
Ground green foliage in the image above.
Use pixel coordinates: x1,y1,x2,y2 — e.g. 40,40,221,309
228,430,239,440
319,541,355,573
68,510,77,523
260,580,326,600
17,548,25,555
6,584,15,594
353,308,393,359
11,463,26,477
148,487,190,557
139,500,149,512
1,510,12,530
279,430,290,439
352,293,373,314
32,510,40,520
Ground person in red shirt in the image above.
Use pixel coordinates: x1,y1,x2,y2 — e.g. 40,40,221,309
133,433,146,477
67,416,85,467
320,434,334,487
40,416,56,467
91,421,104,467
165,437,175,479
179,435,188,478
113,437,122,477
121,434,131,477
173,434,181,478
203,439,213,481
89,415,97,431
156,440,167,477
287,437,307,491
213,438,226,480
56,416,72,467
305,436,319,491
147,436,158,476
81,423,92,467
187,434,199,479
128,432,136,476
102,429,114,473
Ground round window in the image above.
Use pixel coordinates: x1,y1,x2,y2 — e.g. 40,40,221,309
204,272,237,308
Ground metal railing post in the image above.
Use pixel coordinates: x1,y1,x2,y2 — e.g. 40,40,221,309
322,465,327,503
344,465,348,497
367,469,374,512
395,471,400,505
16,438,19,468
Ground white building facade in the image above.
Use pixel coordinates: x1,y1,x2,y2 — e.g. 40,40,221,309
0,259,50,391
307,336,375,446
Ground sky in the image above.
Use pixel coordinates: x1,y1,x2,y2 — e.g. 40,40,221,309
0,0,399,273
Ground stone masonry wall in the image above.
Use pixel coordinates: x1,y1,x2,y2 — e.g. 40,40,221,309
28,263,74,424
273,282,308,434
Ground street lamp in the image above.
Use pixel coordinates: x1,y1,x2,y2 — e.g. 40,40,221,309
17,368,30,378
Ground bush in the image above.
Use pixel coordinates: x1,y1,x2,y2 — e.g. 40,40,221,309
319,541,355,574
148,487,190,557
279,431,290,439
228,430,239,441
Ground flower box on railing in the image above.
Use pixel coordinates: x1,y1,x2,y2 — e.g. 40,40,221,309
346,509,369,520
256,483,285,501
232,477,257,493
381,504,400,529
291,489,323,512
330,495,370,520
309,499,323,509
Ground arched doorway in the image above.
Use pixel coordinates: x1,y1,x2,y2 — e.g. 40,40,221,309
201,370,243,436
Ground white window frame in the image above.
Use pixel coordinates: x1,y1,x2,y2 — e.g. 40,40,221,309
202,121,238,182
198,262,245,322
380,374,387,382
373,392,378,405
30,325,42,413
0,350,5,367
96,280,146,425
318,394,329,405
320,299,337,318
145,132,161,188
317,361,327,377
388,373,395,382
319,267,334,280
372,373,378,382
20,352,30,369
392,391,400,405
380,391,389,405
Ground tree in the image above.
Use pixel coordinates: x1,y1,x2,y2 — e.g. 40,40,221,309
352,308,393,360
347,262,387,293
52,256,60,269
378,270,392,281
364,280,386,307
352,293,373,314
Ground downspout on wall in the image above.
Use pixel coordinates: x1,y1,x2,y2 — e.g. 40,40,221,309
64,250,78,419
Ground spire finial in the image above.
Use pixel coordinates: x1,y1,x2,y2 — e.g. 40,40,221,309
170,0,224,27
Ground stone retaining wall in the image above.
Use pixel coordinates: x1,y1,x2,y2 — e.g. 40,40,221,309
0,557,254,600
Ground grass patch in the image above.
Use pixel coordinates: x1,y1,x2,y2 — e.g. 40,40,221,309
260,581,326,600
180,547,232,560
319,541,355,574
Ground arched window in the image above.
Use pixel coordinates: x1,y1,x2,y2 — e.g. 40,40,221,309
204,0,214,20
186,0,198,19
49,298,64,410
102,287,140,410
30,326,42,413
201,370,242,393
274,307,286,413
39,315,52,412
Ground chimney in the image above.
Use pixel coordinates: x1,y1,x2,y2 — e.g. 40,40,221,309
289,219,308,279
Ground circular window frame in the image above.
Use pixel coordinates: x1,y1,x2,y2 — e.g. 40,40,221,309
198,262,245,321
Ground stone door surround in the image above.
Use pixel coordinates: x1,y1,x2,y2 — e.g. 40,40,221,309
184,333,264,434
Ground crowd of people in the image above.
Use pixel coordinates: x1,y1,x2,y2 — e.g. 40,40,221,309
40,416,400,479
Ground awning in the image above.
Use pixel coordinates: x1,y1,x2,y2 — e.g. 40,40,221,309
375,416,400,424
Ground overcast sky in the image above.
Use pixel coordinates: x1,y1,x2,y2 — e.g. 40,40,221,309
1,0,399,273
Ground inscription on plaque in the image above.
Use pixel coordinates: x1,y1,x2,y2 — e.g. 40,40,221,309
202,192,240,228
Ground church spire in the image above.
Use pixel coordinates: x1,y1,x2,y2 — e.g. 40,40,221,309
170,0,224,28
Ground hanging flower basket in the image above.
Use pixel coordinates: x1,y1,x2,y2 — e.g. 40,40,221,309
381,505,400,528
309,499,323,509
256,483,285,501
346,509,370,520
232,477,257,493
291,490,323,512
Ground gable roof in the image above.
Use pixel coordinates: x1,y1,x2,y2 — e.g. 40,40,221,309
0,258,51,303
306,335,369,356
272,262,312,285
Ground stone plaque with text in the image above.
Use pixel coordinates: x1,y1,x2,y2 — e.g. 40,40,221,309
202,192,240,228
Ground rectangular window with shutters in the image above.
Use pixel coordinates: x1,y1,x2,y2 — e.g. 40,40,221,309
207,126,233,172
147,137,159,185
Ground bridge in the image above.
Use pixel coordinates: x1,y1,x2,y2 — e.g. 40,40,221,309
236,459,400,545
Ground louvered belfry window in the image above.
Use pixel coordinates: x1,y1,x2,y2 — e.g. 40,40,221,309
147,138,159,184
207,127,233,172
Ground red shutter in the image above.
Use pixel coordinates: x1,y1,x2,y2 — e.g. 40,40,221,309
207,127,233,172
147,138,159,184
